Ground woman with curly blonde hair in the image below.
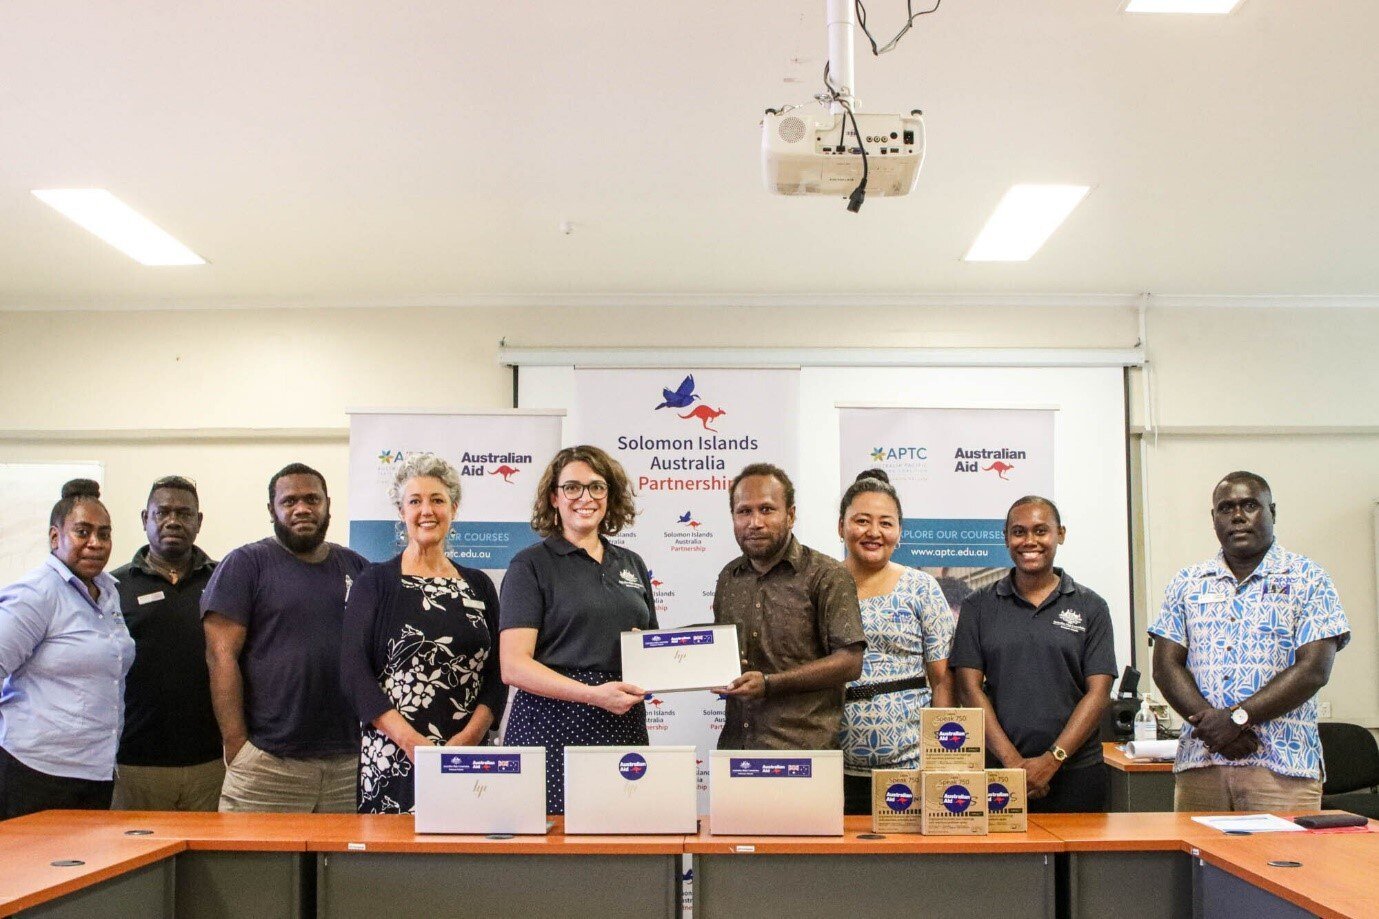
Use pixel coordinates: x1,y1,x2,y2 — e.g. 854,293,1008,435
340,453,506,813
499,445,656,814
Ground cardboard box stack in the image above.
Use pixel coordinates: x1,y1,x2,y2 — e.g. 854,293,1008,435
869,708,1027,836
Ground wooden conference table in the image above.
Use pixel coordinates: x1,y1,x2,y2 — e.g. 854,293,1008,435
0,810,1374,918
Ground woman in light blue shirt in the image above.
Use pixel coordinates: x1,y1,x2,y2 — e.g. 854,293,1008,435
0,479,134,818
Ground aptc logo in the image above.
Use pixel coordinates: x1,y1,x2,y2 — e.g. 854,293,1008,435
988,782,1011,813
653,373,726,432
870,446,928,462
942,784,974,814
937,721,968,751
884,783,915,812
618,752,648,781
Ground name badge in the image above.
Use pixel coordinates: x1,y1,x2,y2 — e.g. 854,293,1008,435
137,591,165,605
462,596,486,610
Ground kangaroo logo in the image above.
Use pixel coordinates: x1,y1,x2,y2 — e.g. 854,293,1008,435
687,520,702,530
680,404,726,432
489,464,520,483
983,461,1015,480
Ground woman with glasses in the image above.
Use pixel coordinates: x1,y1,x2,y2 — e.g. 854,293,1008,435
500,445,656,814
0,479,135,818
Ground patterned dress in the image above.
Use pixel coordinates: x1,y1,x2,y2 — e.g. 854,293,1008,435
840,567,955,773
358,576,493,814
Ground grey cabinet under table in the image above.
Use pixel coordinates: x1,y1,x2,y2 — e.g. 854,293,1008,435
692,852,1056,919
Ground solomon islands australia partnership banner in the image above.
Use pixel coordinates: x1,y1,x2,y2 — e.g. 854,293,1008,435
573,368,800,798
838,406,1055,604
347,410,563,579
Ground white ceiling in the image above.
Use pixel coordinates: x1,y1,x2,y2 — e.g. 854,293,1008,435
2,0,1377,309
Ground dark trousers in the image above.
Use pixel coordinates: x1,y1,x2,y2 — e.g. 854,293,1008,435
844,772,874,815
0,745,113,820
1028,762,1109,813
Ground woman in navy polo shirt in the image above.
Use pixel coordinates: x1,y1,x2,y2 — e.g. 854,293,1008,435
949,496,1117,813
499,445,657,814
0,479,135,818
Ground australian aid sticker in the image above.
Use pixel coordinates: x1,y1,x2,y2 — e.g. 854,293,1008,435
441,753,521,774
987,782,1012,812
937,721,969,751
942,783,975,814
618,752,649,781
730,758,812,778
885,783,916,812
643,629,715,649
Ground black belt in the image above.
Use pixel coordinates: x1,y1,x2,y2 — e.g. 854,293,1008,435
846,676,927,702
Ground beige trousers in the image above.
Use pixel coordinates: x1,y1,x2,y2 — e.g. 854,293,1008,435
1174,765,1322,812
218,739,356,813
113,759,225,811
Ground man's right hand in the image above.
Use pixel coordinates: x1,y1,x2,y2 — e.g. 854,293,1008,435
223,736,247,767
588,681,646,715
1214,729,1261,760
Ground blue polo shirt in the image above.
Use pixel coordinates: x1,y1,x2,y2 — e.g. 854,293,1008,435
949,568,1117,771
0,555,135,780
499,535,657,673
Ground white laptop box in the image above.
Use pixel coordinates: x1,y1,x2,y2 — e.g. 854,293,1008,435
709,750,844,836
619,625,741,693
413,746,548,835
563,746,698,834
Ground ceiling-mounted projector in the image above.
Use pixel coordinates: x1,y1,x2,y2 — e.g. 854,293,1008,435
762,108,924,198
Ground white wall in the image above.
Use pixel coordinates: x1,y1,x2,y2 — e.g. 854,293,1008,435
1,302,1374,724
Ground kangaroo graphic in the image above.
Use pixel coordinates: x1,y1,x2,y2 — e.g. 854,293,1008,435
680,404,726,432
490,465,520,483
687,520,702,529
983,461,1015,480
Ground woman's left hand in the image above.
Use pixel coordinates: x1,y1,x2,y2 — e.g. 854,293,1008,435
445,725,487,747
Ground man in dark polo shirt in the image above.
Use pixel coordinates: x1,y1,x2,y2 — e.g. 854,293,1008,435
712,463,865,750
110,476,223,811
202,463,368,813
950,496,1117,812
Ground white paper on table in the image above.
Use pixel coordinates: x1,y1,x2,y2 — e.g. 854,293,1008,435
1191,814,1306,834
1124,739,1179,760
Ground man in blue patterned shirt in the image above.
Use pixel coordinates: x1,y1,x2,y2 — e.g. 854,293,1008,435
1150,471,1349,811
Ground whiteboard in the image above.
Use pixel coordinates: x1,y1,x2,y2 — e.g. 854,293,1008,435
518,364,1133,672
0,462,105,585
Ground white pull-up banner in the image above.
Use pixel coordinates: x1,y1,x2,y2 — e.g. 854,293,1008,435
573,368,800,796
347,410,562,573
838,406,1056,568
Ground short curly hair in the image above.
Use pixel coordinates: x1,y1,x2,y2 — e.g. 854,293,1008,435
388,452,462,510
530,445,637,537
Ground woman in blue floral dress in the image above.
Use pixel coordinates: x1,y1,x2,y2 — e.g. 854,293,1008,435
837,469,956,815
341,454,506,814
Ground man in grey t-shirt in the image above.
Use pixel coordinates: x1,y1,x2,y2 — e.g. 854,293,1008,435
202,464,367,813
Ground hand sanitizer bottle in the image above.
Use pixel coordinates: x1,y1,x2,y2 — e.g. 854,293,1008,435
1134,696,1157,743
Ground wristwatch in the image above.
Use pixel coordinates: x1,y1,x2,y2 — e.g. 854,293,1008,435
1230,704,1250,727
1048,744,1068,762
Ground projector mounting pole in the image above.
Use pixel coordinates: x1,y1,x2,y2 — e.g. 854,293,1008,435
826,0,857,115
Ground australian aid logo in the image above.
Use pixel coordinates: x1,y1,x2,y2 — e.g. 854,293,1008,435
952,446,1026,478
374,448,533,484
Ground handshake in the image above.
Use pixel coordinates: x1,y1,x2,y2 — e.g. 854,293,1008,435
1187,707,1260,759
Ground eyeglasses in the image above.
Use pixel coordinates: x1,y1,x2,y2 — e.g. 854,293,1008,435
558,480,609,500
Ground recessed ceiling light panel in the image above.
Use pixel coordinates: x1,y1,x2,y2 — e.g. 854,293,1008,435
1123,0,1244,14
964,184,1092,262
31,189,205,266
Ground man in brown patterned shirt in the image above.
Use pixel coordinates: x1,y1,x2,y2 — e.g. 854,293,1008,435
712,463,866,750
